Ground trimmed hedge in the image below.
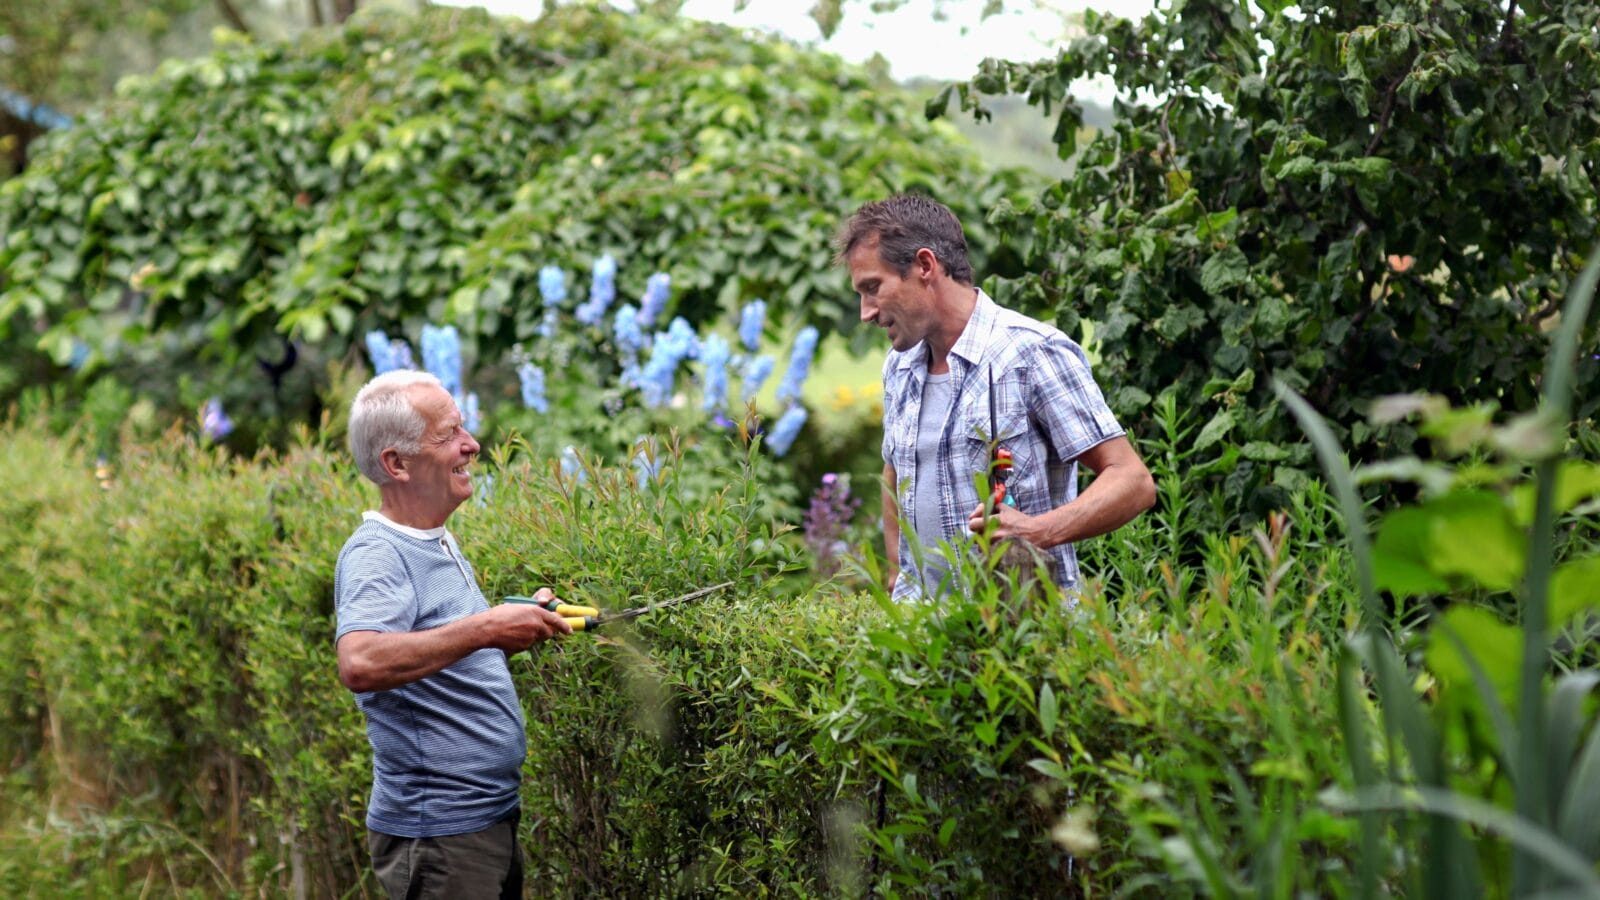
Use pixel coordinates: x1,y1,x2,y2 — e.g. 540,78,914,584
0,414,1359,895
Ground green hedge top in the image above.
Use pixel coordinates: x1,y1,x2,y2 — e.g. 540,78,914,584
0,2,1026,391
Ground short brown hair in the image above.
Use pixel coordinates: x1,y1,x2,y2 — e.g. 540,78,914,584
834,194,974,285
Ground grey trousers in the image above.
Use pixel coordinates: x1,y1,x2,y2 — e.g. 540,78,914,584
369,809,523,900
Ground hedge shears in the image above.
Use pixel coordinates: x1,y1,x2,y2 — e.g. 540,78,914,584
987,367,1016,509
504,581,734,632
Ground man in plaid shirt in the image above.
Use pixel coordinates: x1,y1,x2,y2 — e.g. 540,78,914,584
836,195,1156,600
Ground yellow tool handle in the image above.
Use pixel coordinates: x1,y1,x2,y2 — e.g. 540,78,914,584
554,604,599,617
564,616,600,632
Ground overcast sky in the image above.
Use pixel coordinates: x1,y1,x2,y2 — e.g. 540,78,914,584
442,0,1157,85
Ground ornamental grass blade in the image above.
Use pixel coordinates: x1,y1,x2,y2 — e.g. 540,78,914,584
1332,786,1600,898
1273,380,1381,630
1433,613,1521,776
1335,644,1382,900
1518,239,1600,894
1555,707,1600,860
1547,673,1600,808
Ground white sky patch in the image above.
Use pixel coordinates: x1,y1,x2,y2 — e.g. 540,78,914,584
444,0,1157,94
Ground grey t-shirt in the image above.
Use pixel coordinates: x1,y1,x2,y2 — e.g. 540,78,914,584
335,512,526,838
912,371,955,594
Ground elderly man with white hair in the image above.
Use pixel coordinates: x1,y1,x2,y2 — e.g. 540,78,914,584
334,370,571,899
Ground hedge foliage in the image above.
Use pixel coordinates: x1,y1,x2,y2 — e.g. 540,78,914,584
0,2,1026,433
0,411,1366,896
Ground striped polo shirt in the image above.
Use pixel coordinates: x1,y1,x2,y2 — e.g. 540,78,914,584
334,511,525,838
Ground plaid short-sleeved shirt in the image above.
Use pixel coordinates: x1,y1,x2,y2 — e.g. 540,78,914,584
881,290,1125,601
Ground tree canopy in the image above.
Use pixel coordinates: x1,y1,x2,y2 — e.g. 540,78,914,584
936,0,1599,512
0,2,1024,423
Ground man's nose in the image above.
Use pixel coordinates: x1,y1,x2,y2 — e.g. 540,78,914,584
859,296,876,323
464,433,481,455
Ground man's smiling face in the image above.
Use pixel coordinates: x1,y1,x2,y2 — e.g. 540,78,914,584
401,384,480,518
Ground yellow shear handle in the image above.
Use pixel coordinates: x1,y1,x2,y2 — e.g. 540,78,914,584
564,616,601,632
553,604,599,618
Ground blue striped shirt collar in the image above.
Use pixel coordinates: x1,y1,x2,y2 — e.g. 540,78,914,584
363,510,447,541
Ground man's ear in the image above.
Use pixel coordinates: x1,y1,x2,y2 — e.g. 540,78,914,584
914,247,940,281
380,447,409,483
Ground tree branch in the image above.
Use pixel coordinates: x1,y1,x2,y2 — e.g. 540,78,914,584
214,0,252,34
1364,70,1404,157
1497,0,1518,50
308,0,325,28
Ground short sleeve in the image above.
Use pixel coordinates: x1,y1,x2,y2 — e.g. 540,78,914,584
335,536,418,641
880,355,899,465
1027,336,1125,463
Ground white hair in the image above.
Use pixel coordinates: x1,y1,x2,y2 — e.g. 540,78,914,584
348,370,443,485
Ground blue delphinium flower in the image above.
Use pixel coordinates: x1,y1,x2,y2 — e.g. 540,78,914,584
638,316,699,408
738,299,767,352
575,255,617,326
538,266,567,307
517,361,548,413
637,272,671,329
201,398,234,441
421,325,462,400
461,391,480,434
365,331,395,374
766,405,808,457
389,339,415,371
775,326,819,405
699,333,732,413
613,303,644,354
741,354,775,404
560,446,587,484
68,340,91,371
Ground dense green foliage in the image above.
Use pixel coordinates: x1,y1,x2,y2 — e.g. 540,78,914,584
936,0,1600,517
0,2,1024,439
0,406,1374,896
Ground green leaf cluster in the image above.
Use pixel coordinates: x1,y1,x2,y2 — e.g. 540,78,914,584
938,0,1600,517
0,2,1025,434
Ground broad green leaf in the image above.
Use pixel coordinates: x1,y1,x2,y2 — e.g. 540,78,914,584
1425,606,1521,715
973,720,998,747
1550,556,1600,629
1038,682,1057,735
1372,507,1449,597
1193,409,1235,453
1426,491,1526,591
1199,247,1249,297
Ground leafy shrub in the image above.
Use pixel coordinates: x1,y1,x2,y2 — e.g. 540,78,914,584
0,2,1027,443
936,0,1600,520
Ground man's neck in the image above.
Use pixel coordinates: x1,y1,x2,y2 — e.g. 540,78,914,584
377,489,451,531
924,284,980,375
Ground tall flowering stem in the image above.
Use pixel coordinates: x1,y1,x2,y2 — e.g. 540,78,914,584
741,355,774,404
421,324,463,401
638,317,699,409
766,404,808,457
738,298,767,352
517,361,549,413
366,330,415,374
538,266,567,307
775,326,819,405
637,272,671,329
699,333,732,413
804,473,861,578
575,255,617,326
